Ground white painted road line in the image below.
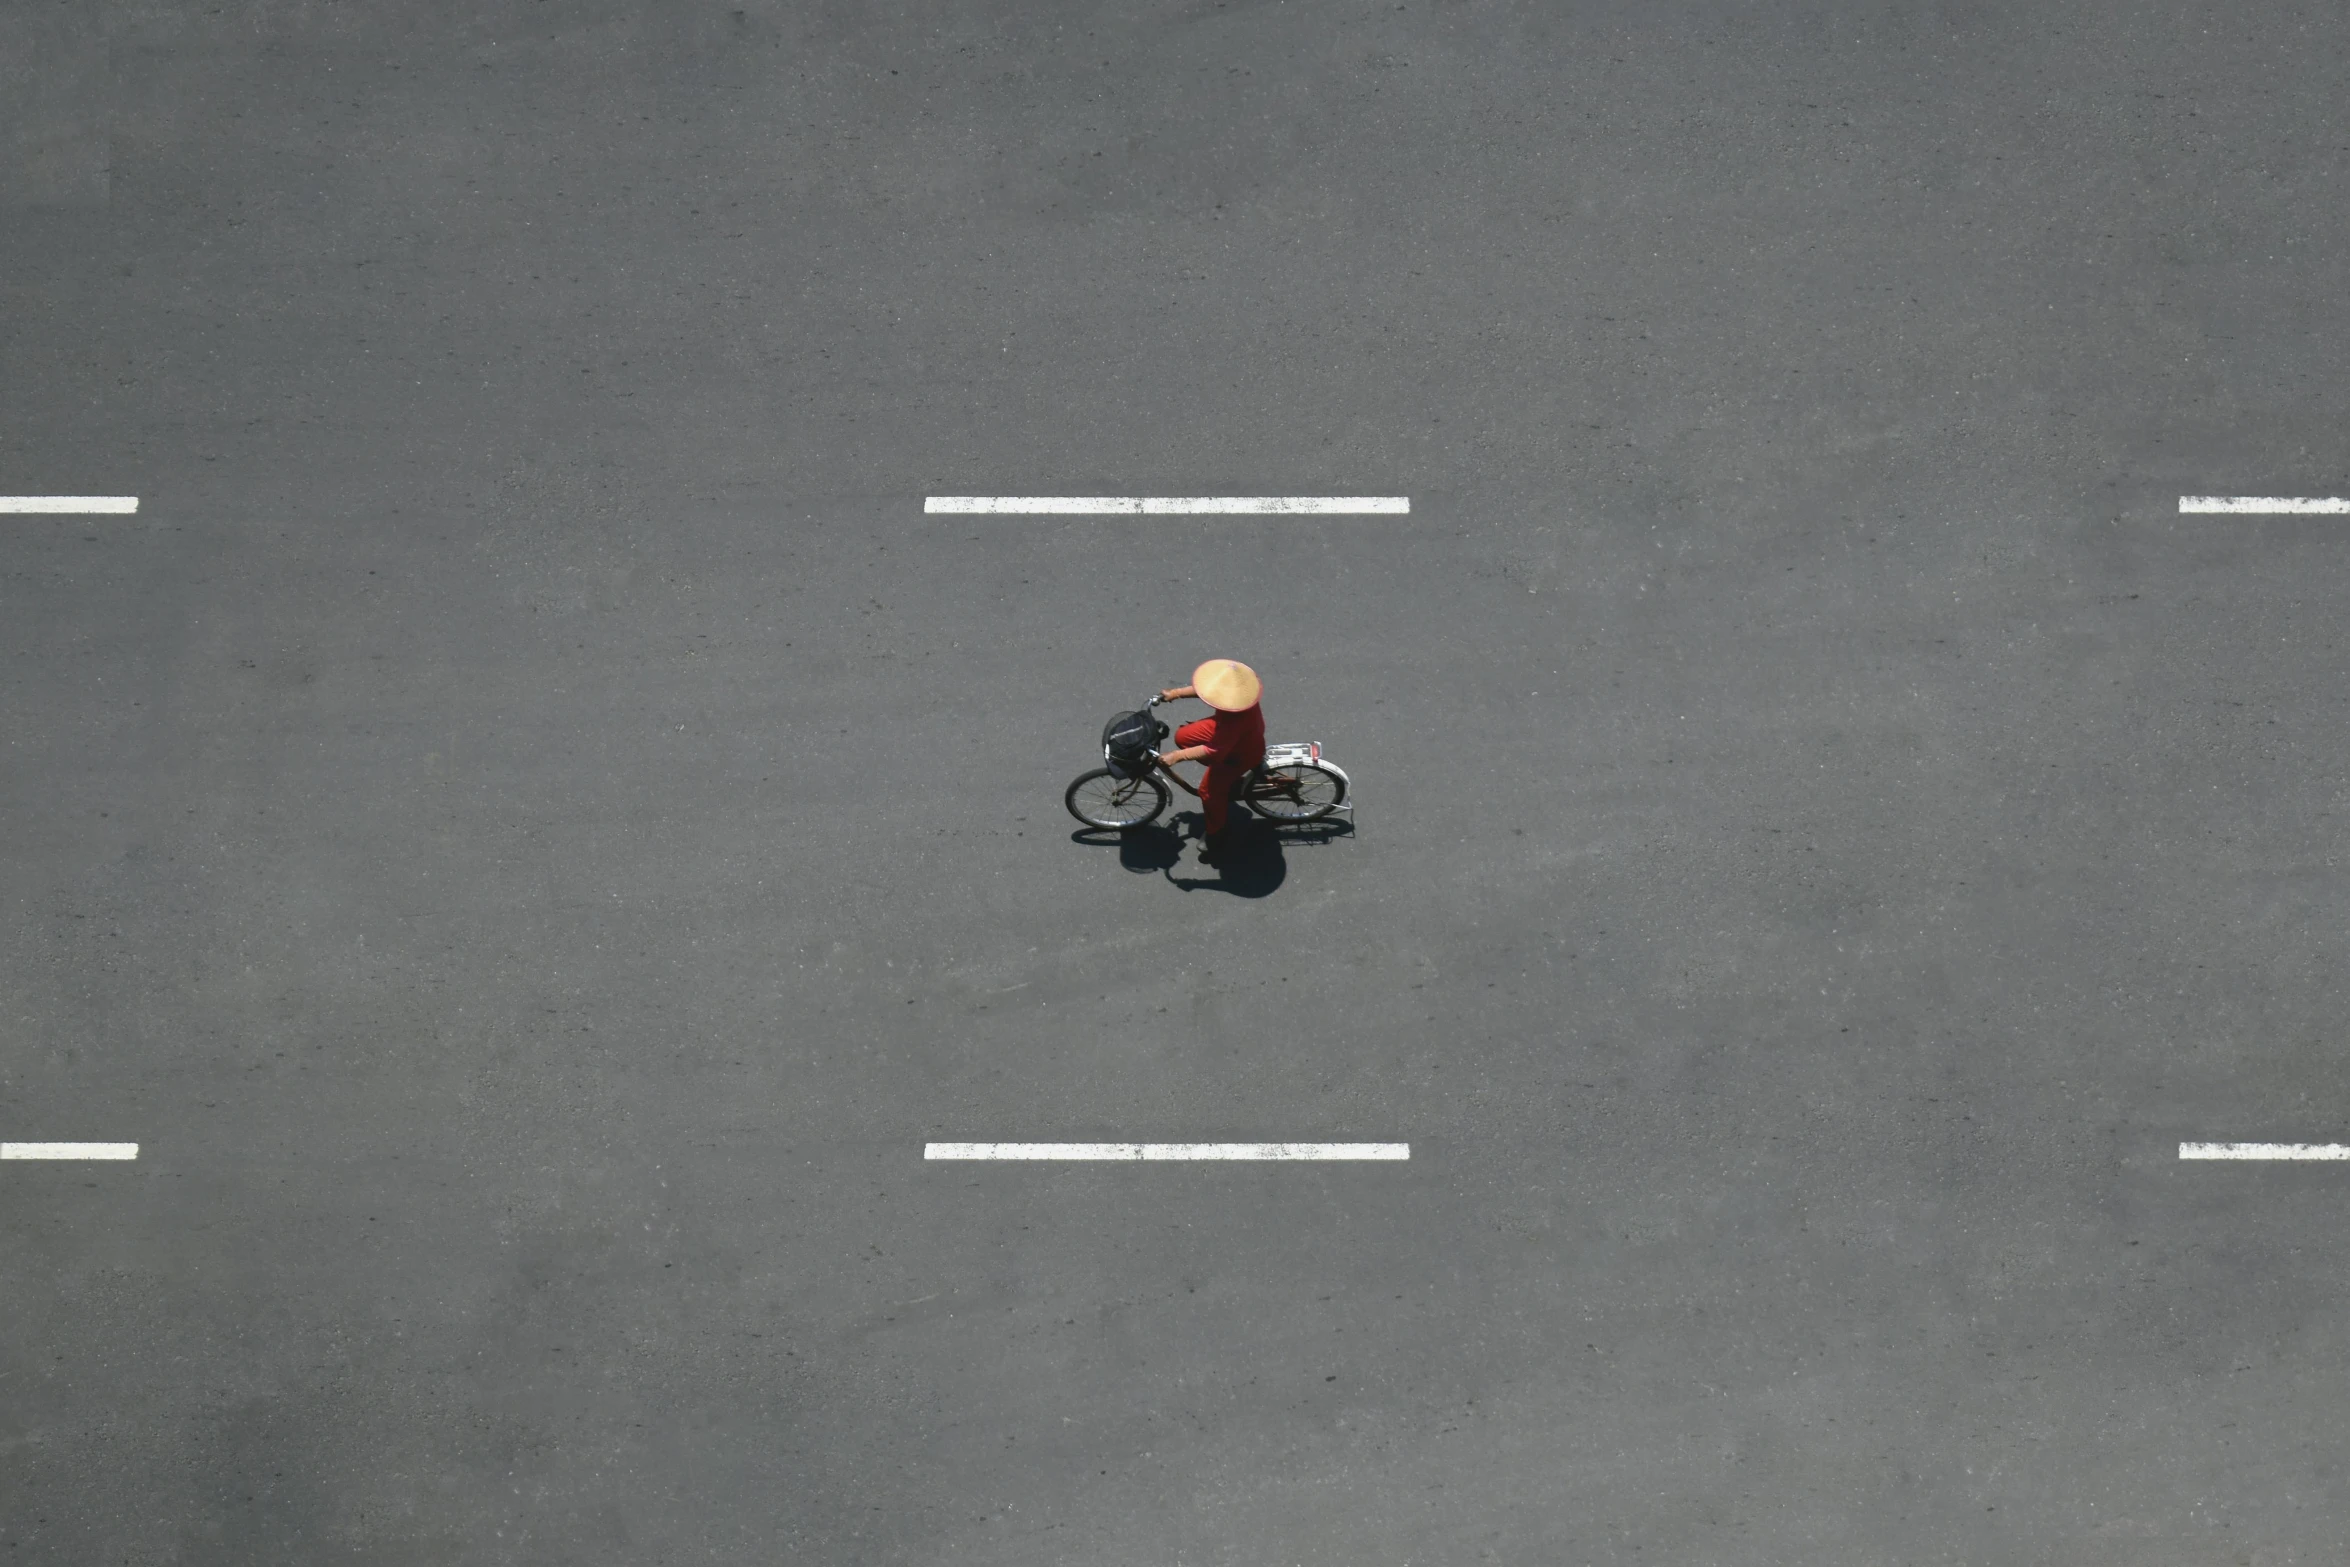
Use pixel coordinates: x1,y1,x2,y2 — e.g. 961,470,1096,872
2181,1142,2350,1161
3,1143,138,1160
925,1142,1409,1161
0,496,140,514
924,497,1410,515
2179,497,2350,515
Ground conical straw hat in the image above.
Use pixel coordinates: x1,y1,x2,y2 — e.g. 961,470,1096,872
1192,659,1262,712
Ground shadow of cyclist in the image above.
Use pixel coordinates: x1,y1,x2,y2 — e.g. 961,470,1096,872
1067,814,1286,897
1068,813,1352,899
1068,822,1186,873
1164,814,1285,897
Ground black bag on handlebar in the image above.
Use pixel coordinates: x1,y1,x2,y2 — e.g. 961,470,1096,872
1102,709,1168,777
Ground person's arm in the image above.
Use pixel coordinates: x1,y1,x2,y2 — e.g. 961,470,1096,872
1156,685,1203,762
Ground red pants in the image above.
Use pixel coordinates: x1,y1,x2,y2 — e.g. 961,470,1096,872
1176,718,1253,834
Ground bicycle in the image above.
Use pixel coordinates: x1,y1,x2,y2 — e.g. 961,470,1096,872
1064,694,1352,831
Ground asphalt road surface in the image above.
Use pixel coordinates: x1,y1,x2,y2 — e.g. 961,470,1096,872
7,2,2350,1562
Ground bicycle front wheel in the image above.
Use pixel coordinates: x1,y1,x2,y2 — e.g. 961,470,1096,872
1245,762,1346,821
1065,768,1169,830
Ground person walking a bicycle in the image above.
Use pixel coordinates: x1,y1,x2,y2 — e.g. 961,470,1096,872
1156,658,1265,858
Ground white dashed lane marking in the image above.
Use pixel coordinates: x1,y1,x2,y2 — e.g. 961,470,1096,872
2179,497,2349,515
925,497,1410,515
2181,1143,2350,1161
0,497,140,513
3,1143,139,1160
925,1142,1409,1161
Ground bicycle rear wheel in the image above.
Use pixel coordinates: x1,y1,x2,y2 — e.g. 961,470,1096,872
1065,768,1169,830
1245,762,1346,821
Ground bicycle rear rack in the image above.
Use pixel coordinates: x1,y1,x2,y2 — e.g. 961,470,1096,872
1259,743,1353,813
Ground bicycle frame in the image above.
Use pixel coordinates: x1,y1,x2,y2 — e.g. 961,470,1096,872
1157,732,1352,813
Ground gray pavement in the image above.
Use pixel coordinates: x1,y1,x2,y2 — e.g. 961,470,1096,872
6,1,2350,1561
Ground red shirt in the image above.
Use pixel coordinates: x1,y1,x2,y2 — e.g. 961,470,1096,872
1180,703,1265,770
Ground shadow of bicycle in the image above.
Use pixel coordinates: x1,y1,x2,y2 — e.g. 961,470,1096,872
1067,812,1354,900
